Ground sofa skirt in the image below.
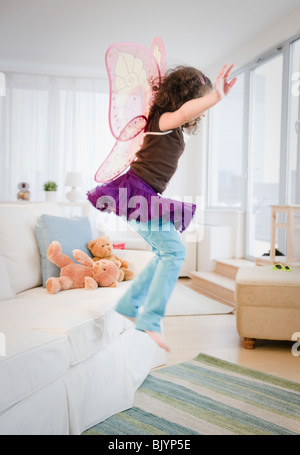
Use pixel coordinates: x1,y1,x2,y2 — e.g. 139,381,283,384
0,326,163,435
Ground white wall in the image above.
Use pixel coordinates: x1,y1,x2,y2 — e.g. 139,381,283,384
208,5,300,77
1,0,299,79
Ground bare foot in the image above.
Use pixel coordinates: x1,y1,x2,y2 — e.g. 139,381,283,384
146,331,170,352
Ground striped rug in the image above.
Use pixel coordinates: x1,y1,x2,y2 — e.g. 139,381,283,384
83,353,300,436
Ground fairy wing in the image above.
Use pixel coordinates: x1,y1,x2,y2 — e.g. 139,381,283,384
150,37,166,80
95,38,165,183
106,41,163,140
94,119,146,183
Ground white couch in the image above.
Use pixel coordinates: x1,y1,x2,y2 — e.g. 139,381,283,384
0,202,165,435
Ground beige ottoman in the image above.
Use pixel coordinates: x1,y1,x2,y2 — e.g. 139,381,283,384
235,266,300,349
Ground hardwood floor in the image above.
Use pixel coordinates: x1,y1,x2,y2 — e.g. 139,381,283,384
158,282,300,383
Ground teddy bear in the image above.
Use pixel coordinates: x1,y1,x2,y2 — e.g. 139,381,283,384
46,240,120,294
87,236,134,282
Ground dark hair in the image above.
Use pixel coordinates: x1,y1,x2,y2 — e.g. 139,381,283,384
149,66,213,134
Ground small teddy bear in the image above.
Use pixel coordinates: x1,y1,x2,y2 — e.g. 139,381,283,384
88,236,134,282
46,241,120,294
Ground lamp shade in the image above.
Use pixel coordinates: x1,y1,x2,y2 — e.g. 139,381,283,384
65,172,83,187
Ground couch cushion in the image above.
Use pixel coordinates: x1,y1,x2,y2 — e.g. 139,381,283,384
0,248,154,418
0,329,69,416
0,282,132,366
0,203,62,294
0,282,134,416
0,256,15,300
35,214,93,287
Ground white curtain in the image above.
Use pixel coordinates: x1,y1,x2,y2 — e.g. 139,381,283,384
0,72,114,202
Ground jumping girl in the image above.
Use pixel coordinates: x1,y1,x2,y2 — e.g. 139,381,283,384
88,63,237,352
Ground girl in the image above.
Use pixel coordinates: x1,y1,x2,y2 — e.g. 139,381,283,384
87,64,237,352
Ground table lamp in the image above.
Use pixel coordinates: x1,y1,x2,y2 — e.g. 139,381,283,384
65,172,83,202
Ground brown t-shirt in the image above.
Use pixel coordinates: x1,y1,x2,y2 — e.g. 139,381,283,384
130,113,185,194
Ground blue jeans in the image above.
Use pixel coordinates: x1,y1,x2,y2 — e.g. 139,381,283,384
115,218,186,332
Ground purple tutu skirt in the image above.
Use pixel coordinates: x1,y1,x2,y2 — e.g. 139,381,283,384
87,168,196,233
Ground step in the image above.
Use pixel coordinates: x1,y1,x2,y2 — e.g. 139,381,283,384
215,258,255,280
189,271,236,307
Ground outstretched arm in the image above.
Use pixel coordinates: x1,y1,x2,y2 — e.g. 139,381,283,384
159,64,237,131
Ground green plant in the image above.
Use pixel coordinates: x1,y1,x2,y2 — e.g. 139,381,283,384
43,181,58,191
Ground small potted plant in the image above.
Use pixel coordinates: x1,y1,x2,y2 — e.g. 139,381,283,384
43,181,58,202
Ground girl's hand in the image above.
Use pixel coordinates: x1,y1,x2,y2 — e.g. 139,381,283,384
159,65,236,131
214,64,237,100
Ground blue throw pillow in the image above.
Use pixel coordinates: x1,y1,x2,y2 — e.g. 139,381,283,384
35,214,93,287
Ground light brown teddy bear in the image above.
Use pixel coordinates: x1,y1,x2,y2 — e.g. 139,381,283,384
88,236,134,282
46,241,120,294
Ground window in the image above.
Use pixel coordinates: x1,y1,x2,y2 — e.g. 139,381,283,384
207,34,300,259
0,74,114,201
208,73,244,208
288,38,300,205
248,54,283,257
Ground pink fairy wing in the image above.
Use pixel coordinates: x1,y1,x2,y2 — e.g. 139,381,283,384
105,41,161,140
94,129,145,183
150,37,166,79
118,116,147,141
95,38,166,183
